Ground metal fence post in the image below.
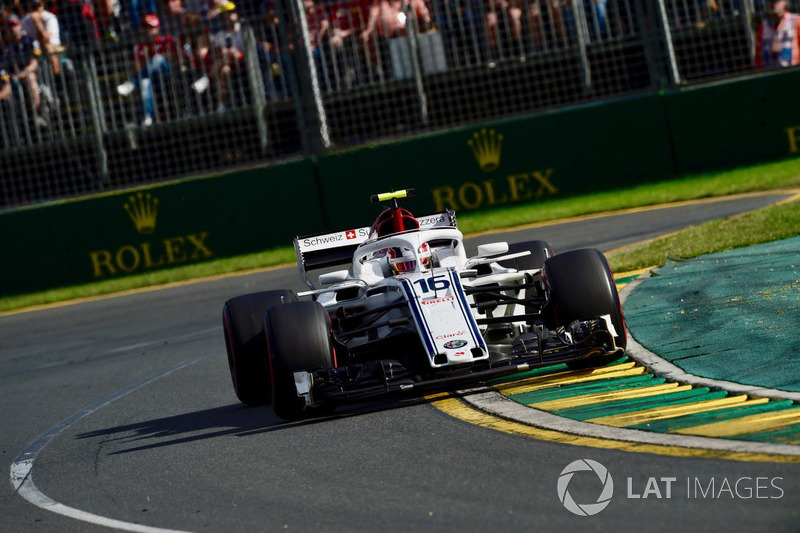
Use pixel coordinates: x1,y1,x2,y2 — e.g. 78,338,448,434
288,0,331,153
243,25,270,156
85,52,109,184
404,2,429,126
743,0,756,65
654,0,682,86
572,0,593,94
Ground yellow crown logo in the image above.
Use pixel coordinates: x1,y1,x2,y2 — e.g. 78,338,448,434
124,192,159,235
467,128,503,172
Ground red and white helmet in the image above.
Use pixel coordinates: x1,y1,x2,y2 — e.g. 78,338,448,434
371,208,420,238
388,248,416,274
388,245,431,274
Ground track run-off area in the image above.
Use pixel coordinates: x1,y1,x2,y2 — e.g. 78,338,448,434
3,191,799,532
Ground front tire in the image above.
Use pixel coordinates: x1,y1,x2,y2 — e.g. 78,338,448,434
266,301,337,420
222,290,297,405
543,249,626,368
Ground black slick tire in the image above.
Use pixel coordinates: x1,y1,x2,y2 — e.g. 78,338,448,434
266,301,337,420
222,290,297,405
542,248,626,368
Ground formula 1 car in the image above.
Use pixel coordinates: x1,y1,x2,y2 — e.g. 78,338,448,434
223,189,626,420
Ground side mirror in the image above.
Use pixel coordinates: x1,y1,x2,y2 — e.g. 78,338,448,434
477,242,509,257
318,270,349,286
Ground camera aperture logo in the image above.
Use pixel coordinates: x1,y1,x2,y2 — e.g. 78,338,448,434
557,460,784,517
557,459,614,516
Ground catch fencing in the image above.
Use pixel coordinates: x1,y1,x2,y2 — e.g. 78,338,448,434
0,0,780,209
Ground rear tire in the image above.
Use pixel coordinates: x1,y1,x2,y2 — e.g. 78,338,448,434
542,249,626,368
498,240,554,270
222,290,297,405
266,301,337,420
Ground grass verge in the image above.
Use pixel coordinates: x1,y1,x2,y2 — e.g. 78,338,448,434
608,199,800,272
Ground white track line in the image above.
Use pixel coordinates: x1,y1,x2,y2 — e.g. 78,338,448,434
10,355,209,532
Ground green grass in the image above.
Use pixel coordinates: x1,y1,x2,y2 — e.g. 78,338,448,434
608,199,800,272
455,157,800,234
3,156,800,313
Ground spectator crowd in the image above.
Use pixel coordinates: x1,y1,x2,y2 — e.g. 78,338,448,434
0,0,797,134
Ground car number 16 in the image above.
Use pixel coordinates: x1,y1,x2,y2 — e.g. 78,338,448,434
413,275,451,295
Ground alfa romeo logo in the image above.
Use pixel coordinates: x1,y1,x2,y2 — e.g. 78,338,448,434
557,459,614,516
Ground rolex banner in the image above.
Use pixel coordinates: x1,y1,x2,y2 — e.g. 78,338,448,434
5,76,800,296
315,94,674,229
0,159,320,297
0,95,680,296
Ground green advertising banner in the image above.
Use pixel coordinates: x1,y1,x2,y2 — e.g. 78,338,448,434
7,70,800,297
663,68,800,173
0,160,320,296
315,94,675,230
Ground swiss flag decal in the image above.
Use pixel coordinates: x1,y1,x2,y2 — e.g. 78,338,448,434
346,230,356,240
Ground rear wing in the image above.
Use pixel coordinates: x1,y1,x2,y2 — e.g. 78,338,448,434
294,211,457,289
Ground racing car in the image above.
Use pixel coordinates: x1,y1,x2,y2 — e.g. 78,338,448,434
222,189,626,420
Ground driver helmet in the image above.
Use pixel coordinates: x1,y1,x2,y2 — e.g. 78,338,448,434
388,248,417,274
388,245,431,274
371,208,420,238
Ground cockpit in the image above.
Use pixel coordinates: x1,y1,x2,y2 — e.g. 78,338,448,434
355,236,463,281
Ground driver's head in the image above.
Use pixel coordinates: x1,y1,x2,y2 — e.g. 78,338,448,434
388,248,417,274
388,245,431,274
371,208,420,238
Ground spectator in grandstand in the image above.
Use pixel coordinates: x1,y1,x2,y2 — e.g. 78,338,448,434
430,0,483,66
21,0,63,74
206,0,228,29
182,0,206,20
258,0,278,52
116,13,178,126
257,0,287,99
300,0,331,86
170,9,212,114
180,9,212,94
754,0,800,69
585,0,607,40
526,0,568,50
1,13,49,126
56,0,99,48
181,9,210,69
129,0,158,33
95,0,121,40
160,0,186,34
211,0,244,111
360,0,431,41
359,0,431,77
485,0,522,59
315,0,358,89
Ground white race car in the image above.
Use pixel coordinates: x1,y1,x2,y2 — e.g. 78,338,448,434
223,189,626,419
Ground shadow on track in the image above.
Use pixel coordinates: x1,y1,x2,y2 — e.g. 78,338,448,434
75,395,443,455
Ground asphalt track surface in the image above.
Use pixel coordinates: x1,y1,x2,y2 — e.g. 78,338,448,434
2,192,798,532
